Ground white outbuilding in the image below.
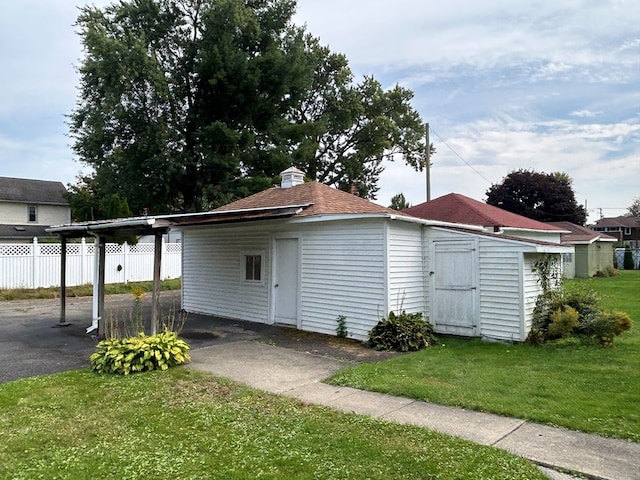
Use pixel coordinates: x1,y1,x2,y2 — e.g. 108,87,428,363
172,168,571,343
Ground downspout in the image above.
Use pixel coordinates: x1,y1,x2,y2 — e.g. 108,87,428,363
86,234,105,335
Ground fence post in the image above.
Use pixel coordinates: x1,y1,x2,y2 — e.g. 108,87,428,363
123,241,129,284
32,237,38,289
80,238,86,285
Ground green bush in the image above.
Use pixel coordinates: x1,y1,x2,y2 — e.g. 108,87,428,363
623,248,635,270
530,284,633,346
608,310,633,335
336,315,348,338
367,311,436,352
90,329,191,375
574,314,616,347
547,306,579,339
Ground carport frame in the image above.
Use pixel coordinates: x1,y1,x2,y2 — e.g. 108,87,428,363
47,217,170,337
47,205,307,337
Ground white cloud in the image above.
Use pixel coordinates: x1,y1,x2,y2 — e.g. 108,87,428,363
570,110,599,118
377,115,639,223
0,0,637,226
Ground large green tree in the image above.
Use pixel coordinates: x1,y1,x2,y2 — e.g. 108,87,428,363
627,198,640,217
486,169,587,225
69,0,427,216
389,193,410,211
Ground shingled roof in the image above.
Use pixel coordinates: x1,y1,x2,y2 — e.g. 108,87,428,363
403,193,565,232
0,176,67,205
592,216,640,228
547,221,617,244
214,181,403,217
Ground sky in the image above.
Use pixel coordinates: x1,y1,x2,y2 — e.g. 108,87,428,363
1,1,638,223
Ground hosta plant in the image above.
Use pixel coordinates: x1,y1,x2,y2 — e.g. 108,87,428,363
90,329,191,375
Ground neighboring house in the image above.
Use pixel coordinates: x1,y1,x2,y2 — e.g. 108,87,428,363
403,193,569,243
171,170,570,343
591,216,640,249
0,176,70,242
547,221,616,278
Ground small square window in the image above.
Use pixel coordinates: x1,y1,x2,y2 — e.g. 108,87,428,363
245,254,262,281
28,205,37,222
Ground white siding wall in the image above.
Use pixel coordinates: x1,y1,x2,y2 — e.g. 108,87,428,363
0,202,70,225
425,227,542,342
299,219,387,340
504,230,562,244
181,225,271,323
181,218,389,340
387,221,425,316
478,239,524,341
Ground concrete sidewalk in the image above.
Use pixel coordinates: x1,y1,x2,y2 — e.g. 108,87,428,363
189,341,640,480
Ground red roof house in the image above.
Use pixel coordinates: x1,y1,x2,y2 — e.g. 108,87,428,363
404,193,568,243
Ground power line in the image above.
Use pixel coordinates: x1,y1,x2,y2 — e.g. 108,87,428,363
429,126,492,185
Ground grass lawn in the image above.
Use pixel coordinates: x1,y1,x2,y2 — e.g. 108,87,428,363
0,278,181,301
0,369,545,480
328,271,640,442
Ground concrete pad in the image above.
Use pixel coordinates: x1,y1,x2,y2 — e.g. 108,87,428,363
289,385,416,417
495,422,640,480
188,341,348,393
287,383,363,406
383,401,526,445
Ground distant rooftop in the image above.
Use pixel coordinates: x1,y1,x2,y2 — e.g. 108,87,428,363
403,193,565,232
0,176,67,205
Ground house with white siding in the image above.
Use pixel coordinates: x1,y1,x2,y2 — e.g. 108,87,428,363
0,176,70,242
173,169,571,343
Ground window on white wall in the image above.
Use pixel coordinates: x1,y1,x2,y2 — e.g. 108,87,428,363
28,205,37,222
243,253,262,282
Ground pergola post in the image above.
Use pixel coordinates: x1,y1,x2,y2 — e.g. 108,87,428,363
59,236,67,324
151,232,163,335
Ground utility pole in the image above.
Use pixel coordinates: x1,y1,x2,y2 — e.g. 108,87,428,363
425,122,431,202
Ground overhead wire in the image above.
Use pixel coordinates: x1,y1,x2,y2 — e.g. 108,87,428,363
429,126,493,185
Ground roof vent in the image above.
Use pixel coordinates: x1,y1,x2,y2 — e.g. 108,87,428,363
280,166,305,188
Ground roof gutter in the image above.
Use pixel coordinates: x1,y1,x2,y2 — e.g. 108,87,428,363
389,214,486,231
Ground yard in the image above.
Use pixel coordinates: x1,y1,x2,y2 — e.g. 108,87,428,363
0,369,545,479
329,271,640,442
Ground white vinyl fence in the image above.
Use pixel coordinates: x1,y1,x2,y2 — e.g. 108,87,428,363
0,238,181,290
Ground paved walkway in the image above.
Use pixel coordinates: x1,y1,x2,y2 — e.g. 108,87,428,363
188,341,640,480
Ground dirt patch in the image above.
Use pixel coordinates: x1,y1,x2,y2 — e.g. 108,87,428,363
253,327,401,363
168,310,403,363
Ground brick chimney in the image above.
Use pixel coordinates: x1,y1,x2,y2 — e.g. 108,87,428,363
280,167,305,188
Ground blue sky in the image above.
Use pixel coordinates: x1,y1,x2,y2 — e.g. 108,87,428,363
1,0,638,222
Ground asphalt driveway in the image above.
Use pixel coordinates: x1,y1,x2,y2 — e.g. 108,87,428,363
0,291,394,384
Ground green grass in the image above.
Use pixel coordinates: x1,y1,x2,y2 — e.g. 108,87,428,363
329,270,640,442
0,369,545,480
0,278,181,301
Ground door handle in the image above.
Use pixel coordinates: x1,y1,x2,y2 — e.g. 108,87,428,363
274,284,279,288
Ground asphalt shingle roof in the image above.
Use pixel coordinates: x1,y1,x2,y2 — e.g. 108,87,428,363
403,193,564,231
547,221,617,243
0,177,67,205
214,181,403,217
593,216,640,228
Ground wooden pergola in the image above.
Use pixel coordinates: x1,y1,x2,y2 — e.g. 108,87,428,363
47,217,171,337
47,206,304,337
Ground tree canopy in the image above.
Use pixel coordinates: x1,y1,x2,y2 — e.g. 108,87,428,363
486,169,587,225
389,193,410,211
68,0,428,218
627,198,640,217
